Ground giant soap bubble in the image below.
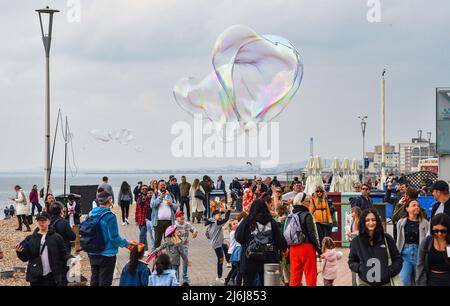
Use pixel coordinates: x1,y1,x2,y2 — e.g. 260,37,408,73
90,129,134,145
174,25,303,127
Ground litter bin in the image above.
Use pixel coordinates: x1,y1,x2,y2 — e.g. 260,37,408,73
209,189,226,218
264,263,282,286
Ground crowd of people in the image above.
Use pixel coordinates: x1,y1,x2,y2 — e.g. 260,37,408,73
1,175,449,287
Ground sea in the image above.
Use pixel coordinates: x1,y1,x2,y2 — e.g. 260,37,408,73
0,172,272,219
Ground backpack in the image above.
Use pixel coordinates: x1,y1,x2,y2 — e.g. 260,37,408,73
245,222,274,262
283,211,308,246
79,211,113,253
205,222,214,240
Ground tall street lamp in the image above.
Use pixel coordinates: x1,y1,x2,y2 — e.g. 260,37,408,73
427,132,432,158
358,115,368,183
36,6,59,198
417,129,423,169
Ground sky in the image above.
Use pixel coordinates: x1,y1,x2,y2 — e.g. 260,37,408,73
0,0,449,172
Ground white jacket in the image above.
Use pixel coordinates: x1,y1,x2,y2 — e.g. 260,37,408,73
189,186,205,213
14,189,31,216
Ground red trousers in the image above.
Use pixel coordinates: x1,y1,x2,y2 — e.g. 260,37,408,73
289,243,317,286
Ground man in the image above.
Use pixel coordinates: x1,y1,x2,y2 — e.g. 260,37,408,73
135,185,151,255
179,176,192,219
353,182,362,192
271,176,281,188
384,181,408,241
151,180,178,248
229,178,243,208
282,182,303,202
252,177,268,196
264,177,273,196
167,177,181,205
350,183,373,211
86,191,129,286
97,176,114,204
133,181,143,202
430,180,450,220
215,176,226,193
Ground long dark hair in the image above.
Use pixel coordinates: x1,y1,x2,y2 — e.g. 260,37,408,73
431,213,450,244
127,247,144,276
155,253,171,276
358,209,385,240
120,181,130,194
247,199,271,227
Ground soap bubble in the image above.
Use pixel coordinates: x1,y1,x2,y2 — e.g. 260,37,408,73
89,129,112,142
135,145,144,153
90,129,134,145
174,25,303,127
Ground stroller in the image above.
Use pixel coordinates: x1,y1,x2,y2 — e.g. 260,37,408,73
230,188,243,211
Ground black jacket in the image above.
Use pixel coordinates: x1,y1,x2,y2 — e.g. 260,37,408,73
235,215,288,274
292,205,322,255
64,201,82,225
167,184,181,203
350,196,373,211
17,227,72,285
348,232,403,286
51,216,76,253
252,183,268,195
430,197,450,221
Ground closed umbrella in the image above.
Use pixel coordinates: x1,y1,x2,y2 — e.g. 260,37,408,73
351,159,360,186
341,158,352,192
329,158,341,192
314,156,325,192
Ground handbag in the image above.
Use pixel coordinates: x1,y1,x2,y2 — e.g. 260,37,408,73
194,188,205,201
26,239,47,281
385,237,403,286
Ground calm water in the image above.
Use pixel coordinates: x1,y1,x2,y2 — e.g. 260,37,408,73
0,172,265,218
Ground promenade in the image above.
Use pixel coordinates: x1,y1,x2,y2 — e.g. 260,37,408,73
111,205,353,286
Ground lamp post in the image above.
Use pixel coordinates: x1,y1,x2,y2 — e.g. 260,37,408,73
358,115,368,183
427,132,432,158
417,129,423,169
36,6,59,198
381,69,386,188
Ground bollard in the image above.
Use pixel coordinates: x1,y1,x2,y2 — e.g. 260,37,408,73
264,263,282,286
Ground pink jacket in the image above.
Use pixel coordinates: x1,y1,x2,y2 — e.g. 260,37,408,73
321,249,343,281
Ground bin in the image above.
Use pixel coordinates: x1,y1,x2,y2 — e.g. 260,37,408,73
209,189,226,218
264,263,282,286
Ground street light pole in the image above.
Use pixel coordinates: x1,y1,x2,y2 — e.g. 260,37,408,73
358,116,368,183
36,6,59,199
381,69,386,188
417,129,423,169
427,132,432,158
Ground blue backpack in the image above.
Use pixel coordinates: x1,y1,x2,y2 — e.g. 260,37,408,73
79,211,113,253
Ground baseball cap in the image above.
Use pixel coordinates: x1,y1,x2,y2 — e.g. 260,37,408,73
212,210,221,216
96,191,112,205
431,180,449,193
175,211,184,218
35,212,51,221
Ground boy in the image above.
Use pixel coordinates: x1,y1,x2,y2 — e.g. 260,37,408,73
175,210,198,285
205,204,231,283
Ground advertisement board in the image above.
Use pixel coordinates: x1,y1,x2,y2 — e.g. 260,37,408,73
437,88,450,154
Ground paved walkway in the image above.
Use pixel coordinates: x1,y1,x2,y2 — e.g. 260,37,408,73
112,205,353,286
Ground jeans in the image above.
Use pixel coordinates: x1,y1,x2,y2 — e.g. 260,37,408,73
139,225,148,251
180,196,191,218
399,244,419,286
181,246,189,284
89,255,117,286
31,202,42,216
146,219,155,252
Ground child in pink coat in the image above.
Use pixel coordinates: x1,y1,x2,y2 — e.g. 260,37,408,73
320,237,343,286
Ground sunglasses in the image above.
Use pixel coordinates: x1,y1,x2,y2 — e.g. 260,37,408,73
432,229,448,234
362,188,369,191
316,190,323,193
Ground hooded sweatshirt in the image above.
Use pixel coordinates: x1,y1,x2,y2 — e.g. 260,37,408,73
321,248,343,281
148,269,180,286
88,206,127,257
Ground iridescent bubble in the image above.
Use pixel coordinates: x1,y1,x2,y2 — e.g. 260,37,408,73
173,25,303,126
90,129,134,145
89,129,112,142
114,129,134,145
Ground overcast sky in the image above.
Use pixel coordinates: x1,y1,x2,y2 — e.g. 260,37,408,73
1,0,449,172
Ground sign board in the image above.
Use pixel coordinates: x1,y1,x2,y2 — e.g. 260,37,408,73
437,88,450,154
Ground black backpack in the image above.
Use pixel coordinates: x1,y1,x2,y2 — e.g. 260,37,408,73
245,222,274,262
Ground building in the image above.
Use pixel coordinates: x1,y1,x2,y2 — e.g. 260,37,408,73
367,143,400,174
399,138,437,174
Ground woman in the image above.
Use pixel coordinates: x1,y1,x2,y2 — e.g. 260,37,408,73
118,181,133,225
235,199,288,286
15,212,73,286
189,179,205,224
242,188,255,215
271,186,283,211
65,194,82,253
396,199,429,286
11,185,31,232
29,185,42,216
44,193,56,212
416,213,450,286
309,186,333,245
348,208,403,286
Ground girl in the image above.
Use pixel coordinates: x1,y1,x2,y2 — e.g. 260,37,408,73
275,202,290,286
347,206,362,242
225,218,241,286
320,237,343,286
148,253,180,286
148,225,190,282
119,241,150,286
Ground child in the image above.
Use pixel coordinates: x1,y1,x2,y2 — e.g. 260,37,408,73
175,210,198,285
119,241,150,286
275,203,290,286
148,253,180,286
346,206,361,242
319,237,343,286
205,205,231,283
224,218,241,286
148,225,190,282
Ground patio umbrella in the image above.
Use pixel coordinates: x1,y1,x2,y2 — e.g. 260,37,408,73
304,157,314,196
351,159,360,186
329,158,341,192
314,156,325,193
341,158,352,192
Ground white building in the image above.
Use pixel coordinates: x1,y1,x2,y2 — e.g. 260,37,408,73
399,138,436,174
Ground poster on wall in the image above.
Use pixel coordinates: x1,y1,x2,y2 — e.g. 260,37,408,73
437,88,450,154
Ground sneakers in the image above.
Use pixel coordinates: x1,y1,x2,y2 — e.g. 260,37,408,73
226,263,232,268
122,222,126,226
215,277,225,284
125,219,130,225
